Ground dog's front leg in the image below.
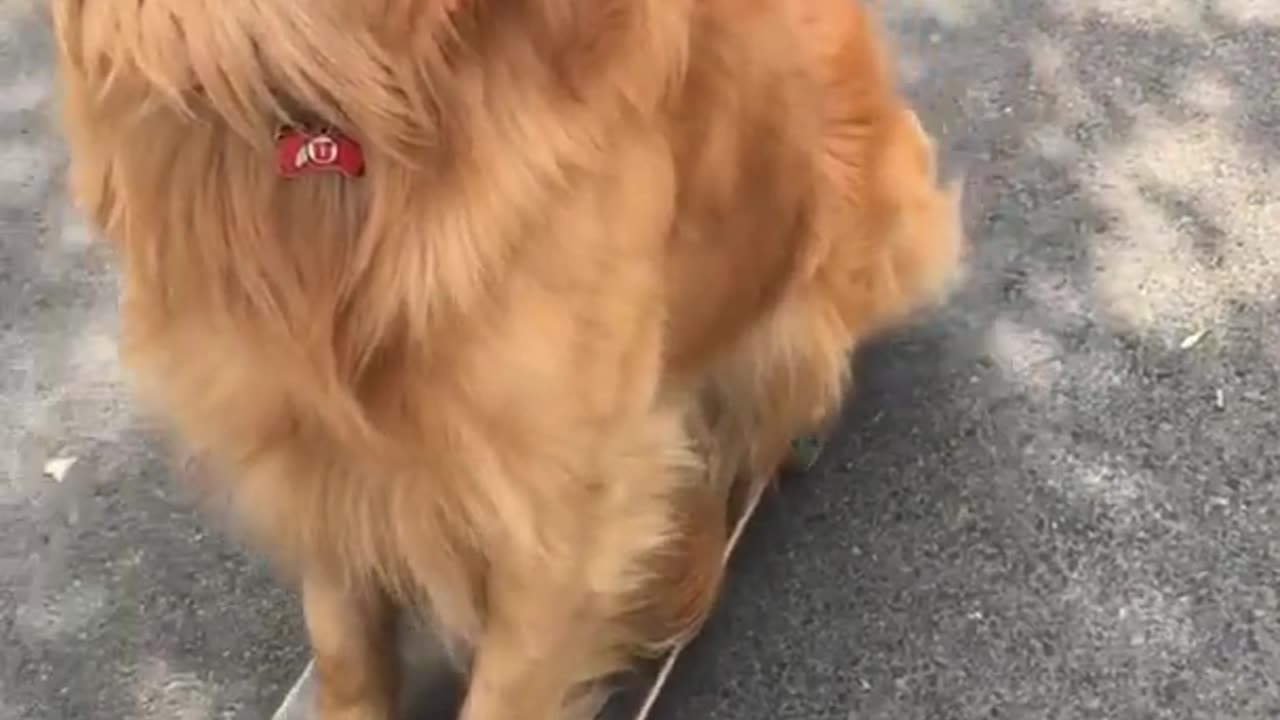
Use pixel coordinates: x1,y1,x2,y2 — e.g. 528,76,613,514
459,561,606,720
458,414,691,720
302,572,399,720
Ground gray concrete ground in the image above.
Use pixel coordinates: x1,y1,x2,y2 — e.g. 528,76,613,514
2,0,1279,718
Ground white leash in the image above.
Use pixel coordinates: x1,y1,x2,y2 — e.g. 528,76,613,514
633,479,771,720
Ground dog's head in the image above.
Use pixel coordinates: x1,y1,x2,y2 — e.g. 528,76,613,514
49,0,679,157
49,1,464,162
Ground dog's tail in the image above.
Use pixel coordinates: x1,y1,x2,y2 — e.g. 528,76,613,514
800,0,966,341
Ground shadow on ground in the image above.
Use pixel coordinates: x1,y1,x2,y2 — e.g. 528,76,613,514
649,1,1280,719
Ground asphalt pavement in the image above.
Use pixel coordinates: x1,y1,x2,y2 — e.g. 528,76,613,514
3,1,1279,719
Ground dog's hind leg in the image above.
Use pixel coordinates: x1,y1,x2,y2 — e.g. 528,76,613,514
301,572,399,720
701,291,856,515
629,463,731,653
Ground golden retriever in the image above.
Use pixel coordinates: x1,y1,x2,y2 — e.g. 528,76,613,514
50,0,963,718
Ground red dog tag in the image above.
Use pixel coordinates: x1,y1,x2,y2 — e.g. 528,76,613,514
276,127,365,179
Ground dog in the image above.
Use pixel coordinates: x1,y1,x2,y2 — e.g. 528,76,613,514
50,0,963,718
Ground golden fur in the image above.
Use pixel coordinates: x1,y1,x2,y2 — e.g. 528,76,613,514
51,0,963,717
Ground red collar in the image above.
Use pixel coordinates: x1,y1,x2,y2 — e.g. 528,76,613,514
276,126,365,179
